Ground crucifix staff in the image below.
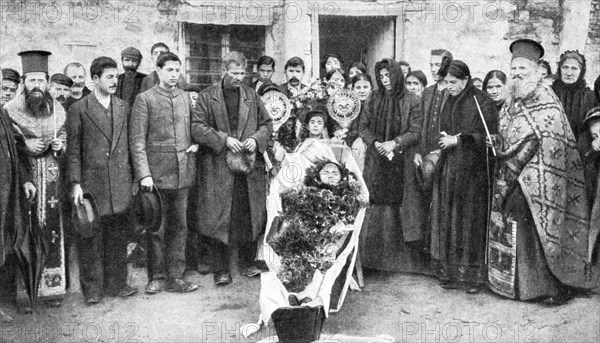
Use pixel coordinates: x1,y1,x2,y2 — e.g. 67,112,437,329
473,96,497,157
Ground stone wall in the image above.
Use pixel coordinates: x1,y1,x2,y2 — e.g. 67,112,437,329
0,0,179,82
586,0,600,88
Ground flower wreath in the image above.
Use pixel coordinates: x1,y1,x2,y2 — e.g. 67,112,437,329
269,159,367,292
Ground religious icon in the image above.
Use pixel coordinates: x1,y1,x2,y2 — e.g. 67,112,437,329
327,89,361,130
261,90,292,132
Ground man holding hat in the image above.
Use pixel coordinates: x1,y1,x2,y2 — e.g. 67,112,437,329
49,73,73,106
1,68,20,107
130,52,198,294
67,56,138,304
192,51,272,285
486,38,597,303
116,47,147,110
5,50,68,308
0,64,36,322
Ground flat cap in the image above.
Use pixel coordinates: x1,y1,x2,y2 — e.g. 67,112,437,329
2,68,21,84
50,73,73,88
121,47,142,60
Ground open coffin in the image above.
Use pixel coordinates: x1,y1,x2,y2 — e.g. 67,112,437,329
257,139,369,325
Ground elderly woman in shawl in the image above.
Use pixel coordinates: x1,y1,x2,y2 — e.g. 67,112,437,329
552,51,598,142
429,59,498,294
358,58,425,273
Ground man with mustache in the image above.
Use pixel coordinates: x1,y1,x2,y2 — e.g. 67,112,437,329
5,50,67,311
139,42,187,94
62,62,91,111
116,47,147,111
487,39,597,304
192,51,272,285
1,69,20,107
131,52,198,294
49,73,73,106
279,56,307,100
67,56,138,304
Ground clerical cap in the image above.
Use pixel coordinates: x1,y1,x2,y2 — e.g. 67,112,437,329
2,68,21,84
121,47,142,61
50,73,74,88
509,39,544,62
17,50,51,74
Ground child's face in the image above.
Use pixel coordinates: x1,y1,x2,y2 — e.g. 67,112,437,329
308,116,325,137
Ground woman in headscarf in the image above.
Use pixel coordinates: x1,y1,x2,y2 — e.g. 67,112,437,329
429,59,498,293
482,70,507,111
552,51,598,142
359,58,426,273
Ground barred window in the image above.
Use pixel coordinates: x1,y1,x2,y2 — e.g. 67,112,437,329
185,23,265,90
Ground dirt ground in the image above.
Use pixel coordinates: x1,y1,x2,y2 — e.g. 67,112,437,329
1,265,599,343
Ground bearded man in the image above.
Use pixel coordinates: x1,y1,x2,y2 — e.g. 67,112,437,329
487,39,597,304
116,47,147,110
1,69,21,107
5,50,67,309
49,73,73,107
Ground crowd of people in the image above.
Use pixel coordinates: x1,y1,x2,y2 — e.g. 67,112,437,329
0,36,599,323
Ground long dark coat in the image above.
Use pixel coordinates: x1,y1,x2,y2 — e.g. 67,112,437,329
429,83,497,284
0,107,30,266
191,82,273,244
67,94,134,216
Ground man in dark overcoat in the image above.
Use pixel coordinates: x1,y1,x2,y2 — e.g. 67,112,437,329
192,51,273,285
67,56,137,304
0,68,36,322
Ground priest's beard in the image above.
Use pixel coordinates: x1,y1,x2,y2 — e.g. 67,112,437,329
508,74,541,102
24,87,52,117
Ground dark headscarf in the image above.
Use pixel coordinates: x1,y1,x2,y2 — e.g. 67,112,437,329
552,50,598,139
374,58,405,97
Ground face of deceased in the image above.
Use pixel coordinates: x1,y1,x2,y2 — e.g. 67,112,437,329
379,68,392,91
560,58,582,85
444,74,468,96
223,63,246,88
325,57,341,72
0,80,18,105
353,79,372,101
308,116,325,137
405,75,423,96
485,77,506,102
319,163,342,186
93,67,118,95
285,65,304,87
430,54,443,81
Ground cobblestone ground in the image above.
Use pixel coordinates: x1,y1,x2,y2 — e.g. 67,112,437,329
1,266,599,343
